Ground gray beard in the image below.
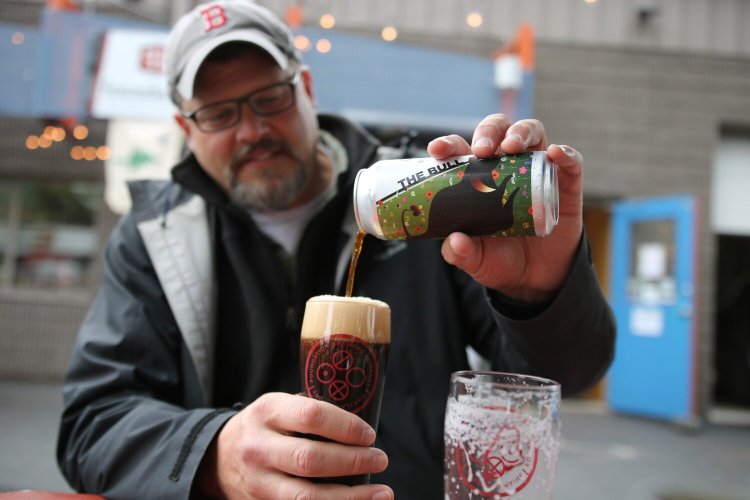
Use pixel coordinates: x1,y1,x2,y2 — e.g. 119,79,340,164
226,161,308,212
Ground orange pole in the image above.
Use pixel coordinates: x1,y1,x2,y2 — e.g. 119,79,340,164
46,0,80,10
517,24,535,70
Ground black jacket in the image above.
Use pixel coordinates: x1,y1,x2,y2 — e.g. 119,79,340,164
58,114,615,499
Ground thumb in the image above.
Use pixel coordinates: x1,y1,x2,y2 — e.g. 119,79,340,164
441,233,482,274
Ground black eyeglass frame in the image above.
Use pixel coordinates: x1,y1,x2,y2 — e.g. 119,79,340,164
180,69,302,133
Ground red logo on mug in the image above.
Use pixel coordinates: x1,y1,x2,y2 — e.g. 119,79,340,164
455,421,539,497
304,334,378,414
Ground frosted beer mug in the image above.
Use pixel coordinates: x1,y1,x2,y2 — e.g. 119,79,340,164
354,152,559,240
299,295,391,485
444,371,561,499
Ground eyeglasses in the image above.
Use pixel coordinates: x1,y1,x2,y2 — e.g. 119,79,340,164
181,70,301,133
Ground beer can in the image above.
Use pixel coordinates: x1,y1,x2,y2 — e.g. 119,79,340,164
353,151,558,240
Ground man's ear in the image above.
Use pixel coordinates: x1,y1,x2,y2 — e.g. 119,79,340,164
174,112,193,148
300,67,316,106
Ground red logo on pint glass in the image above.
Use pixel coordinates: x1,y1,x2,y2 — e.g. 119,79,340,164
200,5,227,32
455,421,539,497
304,334,378,414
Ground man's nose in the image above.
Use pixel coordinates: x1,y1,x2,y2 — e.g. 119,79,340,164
235,103,269,142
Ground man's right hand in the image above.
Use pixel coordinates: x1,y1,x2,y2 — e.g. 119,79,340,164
196,392,394,499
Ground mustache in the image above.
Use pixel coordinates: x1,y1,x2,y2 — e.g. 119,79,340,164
229,138,291,172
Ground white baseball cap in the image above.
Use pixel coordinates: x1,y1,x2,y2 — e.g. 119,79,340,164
164,0,300,101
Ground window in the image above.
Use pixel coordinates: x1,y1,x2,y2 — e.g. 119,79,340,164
0,181,100,289
627,219,676,304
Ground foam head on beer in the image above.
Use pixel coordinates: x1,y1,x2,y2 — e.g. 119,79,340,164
300,295,391,343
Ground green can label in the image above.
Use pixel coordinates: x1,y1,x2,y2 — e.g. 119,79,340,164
372,153,540,239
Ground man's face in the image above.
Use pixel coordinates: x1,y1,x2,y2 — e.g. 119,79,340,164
175,49,320,211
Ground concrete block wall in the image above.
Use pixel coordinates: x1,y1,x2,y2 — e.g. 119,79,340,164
0,289,89,380
534,42,750,411
0,200,117,382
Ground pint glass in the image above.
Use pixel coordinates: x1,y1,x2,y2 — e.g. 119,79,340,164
444,371,561,499
299,295,391,485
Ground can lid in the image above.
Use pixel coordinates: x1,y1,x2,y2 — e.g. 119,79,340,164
352,169,364,230
547,159,559,231
530,151,560,236
353,168,384,239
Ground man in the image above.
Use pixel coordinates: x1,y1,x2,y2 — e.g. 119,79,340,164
57,1,615,498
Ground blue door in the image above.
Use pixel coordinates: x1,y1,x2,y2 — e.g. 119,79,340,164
607,195,698,422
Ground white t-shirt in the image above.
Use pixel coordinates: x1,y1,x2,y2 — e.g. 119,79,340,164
249,131,348,257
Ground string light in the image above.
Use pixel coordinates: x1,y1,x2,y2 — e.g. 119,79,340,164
38,135,52,148
467,12,483,28
316,38,332,53
23,122,109,161
83,146,97,161
51,127,66,141
381,26,398,42
11,31,24,45
73,125,88,140
96,146,111,161
294,34,311,52
320,14,335,29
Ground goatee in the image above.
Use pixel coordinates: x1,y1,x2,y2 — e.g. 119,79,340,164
225,140,309,211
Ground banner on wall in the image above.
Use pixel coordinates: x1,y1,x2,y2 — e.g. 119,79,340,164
32,8,166,118
104,119,184,214
91,29,172,120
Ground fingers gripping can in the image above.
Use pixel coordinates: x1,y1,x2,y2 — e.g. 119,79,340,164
353,152,559,240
